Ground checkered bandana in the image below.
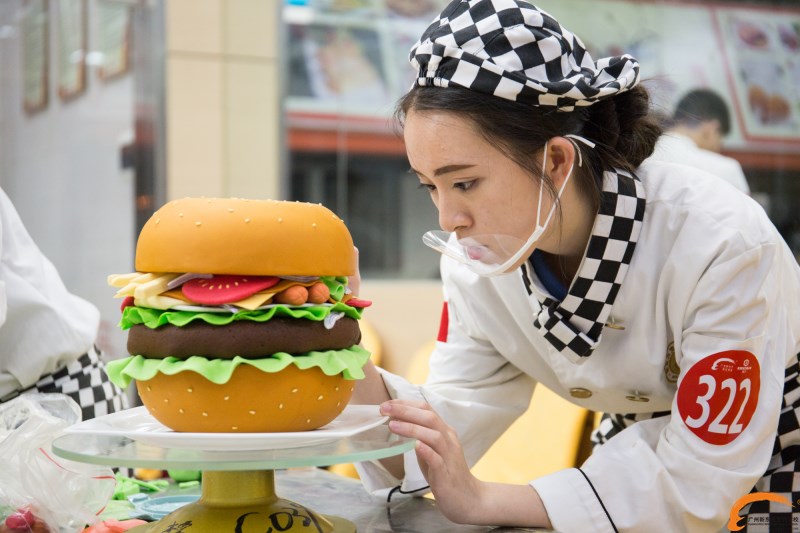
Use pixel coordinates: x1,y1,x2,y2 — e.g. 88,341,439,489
2,346,128,421
410,0,640,110
521,168,645,363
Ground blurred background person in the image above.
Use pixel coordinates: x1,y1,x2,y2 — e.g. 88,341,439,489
649,88,751,194
0,187,127,421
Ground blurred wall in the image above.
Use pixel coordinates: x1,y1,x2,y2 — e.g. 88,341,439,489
165,0,283,201
360,279,442,376
0,0,135,360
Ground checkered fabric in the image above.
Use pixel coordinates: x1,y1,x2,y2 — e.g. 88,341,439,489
409,0,640,110
739,358,800,532
590,410,670,450
522,168,646,363
591,356,800,532
5,346,128,421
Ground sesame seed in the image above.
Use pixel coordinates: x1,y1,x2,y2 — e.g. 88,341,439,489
187,387,193,393
227,208,234,213
179,408,185,414
317,395,324,400
232,426,238,430
278,403,284,409
335,387,339,392
178,212,184,217
291,388,298,393
164,399,169,403
224,396,230,401
226,284,230,289
155,219,160,225
202,412,208,417
249,410,256,415
337,401,341,407
306,418,311,424
278,217,283,223
312,223,317,228
146,385,151,392
244,218,251,223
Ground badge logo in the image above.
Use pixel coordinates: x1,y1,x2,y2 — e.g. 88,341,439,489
677,350,760,445
664,342,680,383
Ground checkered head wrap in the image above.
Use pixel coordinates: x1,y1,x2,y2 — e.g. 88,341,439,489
410,0,640,110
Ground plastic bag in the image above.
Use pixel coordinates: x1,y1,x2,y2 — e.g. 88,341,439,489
0,394,116,533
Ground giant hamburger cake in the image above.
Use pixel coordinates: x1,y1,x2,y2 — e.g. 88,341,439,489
106,198,371,433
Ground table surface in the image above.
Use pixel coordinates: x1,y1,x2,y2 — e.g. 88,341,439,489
276,468,549,533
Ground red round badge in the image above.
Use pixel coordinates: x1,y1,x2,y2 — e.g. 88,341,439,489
182,275,280,305
677,350,760,445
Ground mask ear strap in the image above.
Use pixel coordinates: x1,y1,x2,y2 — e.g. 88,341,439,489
536,140,549,229
564,134,596,168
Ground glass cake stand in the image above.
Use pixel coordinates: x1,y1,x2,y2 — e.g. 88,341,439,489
52,423,415,533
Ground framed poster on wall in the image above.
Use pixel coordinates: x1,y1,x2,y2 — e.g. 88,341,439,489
286,17,394,117
21,0,49,114
714,5,800,143
96,1,132,81
56,0,87,101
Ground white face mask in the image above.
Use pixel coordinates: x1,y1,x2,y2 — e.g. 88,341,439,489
423,135,595,277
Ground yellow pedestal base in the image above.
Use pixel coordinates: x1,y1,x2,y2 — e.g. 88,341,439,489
128,470,355,533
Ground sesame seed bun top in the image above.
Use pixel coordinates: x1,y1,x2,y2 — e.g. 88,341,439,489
135,197,356,276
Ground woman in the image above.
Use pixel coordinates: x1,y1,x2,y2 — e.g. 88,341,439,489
351,1,800,531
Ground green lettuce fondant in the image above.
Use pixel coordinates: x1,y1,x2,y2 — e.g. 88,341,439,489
120,302,363,330
106,345,371,389
320,276,348,302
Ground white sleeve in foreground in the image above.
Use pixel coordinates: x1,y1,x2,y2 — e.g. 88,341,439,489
354,367,430,498
530,468,616,533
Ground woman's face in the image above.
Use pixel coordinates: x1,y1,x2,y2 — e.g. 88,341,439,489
404,109,545,257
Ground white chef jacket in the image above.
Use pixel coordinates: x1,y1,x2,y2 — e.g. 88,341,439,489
648,133,751,194
356,160,800,532
0,187,100,399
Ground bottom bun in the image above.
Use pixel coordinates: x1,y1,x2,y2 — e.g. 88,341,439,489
137,364,355,432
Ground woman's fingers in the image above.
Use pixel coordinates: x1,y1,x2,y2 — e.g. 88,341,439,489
349,246,361,296
381,399,459,456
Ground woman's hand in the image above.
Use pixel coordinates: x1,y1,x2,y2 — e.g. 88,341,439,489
381,398,552,528
380,399,488,523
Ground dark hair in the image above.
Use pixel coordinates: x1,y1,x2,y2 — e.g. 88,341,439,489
672,88,731,135
395,84,662,212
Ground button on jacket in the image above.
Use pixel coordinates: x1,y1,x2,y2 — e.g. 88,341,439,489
357,160,800,532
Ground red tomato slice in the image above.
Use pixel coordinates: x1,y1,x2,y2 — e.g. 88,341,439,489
182,275,280,305
120,296,135,312
346,297,372,308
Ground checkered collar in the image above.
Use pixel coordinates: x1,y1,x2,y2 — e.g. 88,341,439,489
410,0,640,110
521,168,646,363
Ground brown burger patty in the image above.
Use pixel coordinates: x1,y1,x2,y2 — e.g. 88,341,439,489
127,317,362,359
